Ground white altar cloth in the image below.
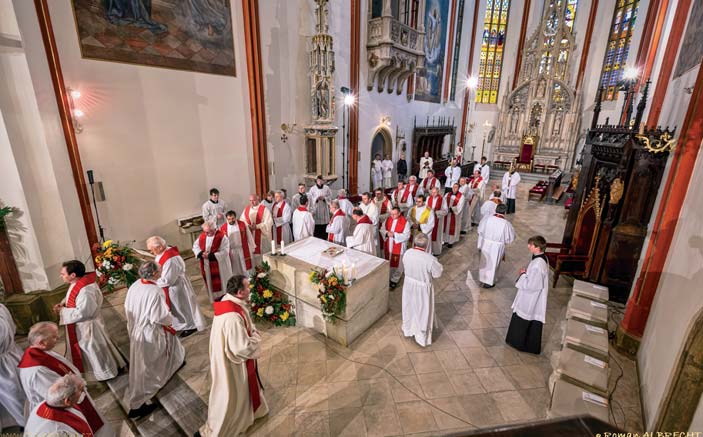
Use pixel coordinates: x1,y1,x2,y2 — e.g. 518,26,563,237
284,237,384,279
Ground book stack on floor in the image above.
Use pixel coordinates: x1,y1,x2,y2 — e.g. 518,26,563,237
547,280,611,423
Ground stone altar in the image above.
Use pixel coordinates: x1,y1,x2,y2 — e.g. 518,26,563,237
263,237,389,346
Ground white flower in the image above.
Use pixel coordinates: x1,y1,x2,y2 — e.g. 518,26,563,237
96,270,102,277
108,277,119,285
102,260,112,269
265,306,274,315
257,273,266,278
123,263,133,271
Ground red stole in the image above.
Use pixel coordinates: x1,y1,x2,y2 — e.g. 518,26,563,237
297,206,308,212
357,215,372,225
443,192,463,235
378,198,390,215
220,222,253,270
212,300,262,413
19,349,104,433
470,176,483,189
273,201,288,244
36,403,93,437
427,195,444,241
407,184,419,200
198,231,225,293
384,216,407,268
64,272,96,373
327,209,345,242
422,177,437,191
157,246,180,302
140,279,177,335
243,205,266,255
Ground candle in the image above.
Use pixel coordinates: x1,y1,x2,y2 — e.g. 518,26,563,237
343,266,350,284
351,263,357,281
281,240,286,255
271,240,277,255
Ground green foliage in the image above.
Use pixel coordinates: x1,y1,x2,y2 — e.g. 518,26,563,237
249,262,296,327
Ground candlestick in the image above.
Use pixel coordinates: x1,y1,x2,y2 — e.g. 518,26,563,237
271,240,277,255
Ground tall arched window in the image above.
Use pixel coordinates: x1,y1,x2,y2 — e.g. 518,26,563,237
476,0,511,104
598,0,640,100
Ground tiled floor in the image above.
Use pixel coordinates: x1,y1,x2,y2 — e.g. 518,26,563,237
48,193,644,436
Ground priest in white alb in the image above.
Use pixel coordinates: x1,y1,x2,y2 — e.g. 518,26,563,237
506,236,549,354
372,154,384,190
291,183,307,209
24,375,95,437
502,166,521,214
406,175,421,200
53,260,125,382
18,322,111,436
443,183,466,248
382,155,394,188
420,169,440,195
220,211,256,277
0,303,25,430
241,194,273,263
199,275,268,437
391,180,413,214
272,191,293,246
147,236,207,337
193,220,233,302
346,209,376,255
476,204,516,288
468,169,486,226
459,177,473,234
408,194,435,253
202,188,228,227
326,200,349,245
125,261,185,418
426,186,447,255
419,151,433,180
380,207,411,289
292,194,315,240
359,192,379,226
374,189,392,256
477,191,503,250
401,233,443,347
309,175,332,239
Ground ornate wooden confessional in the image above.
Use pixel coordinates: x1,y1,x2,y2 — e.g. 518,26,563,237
546,82,677,303
411,116,457,178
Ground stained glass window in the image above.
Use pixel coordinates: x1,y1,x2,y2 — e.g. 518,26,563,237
564,0,578,32
599,0,640,100
476,0,510,104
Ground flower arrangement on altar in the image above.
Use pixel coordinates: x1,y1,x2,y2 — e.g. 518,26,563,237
93,240,139,292
309,268,347,322
249,262,296,327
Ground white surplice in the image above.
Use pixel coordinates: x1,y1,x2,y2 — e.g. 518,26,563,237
476,215,516,286
241,204,273,258
382,159,394,188
426,195,447,255
443,191,466,245
272,201,293,245
223,222,257,277
420,177,440,195
292,208,315,241
200,295,268,437
124,280,185,410
372,159,383,189
474,163,491,182
156,249,207,332
193,233,233,302
459,184,473,232
359,201,379,226
477,200,500,249
401,248,443,347
0,304,25,428
391,187,413,213
291,192,307,210
444,166,461,188
502,171,521,200
326,212,349,245
24,404,90,437
408,205,435,253
512,256,549,323
202,199,228,228
338,198,354,234
419,157,433,179
309,184,332,225
59,282,125,381
346,221,376,255
380,217,411,282
468,177,486,225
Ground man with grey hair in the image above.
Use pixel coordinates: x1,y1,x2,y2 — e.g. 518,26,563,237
337,189,354,234
406,175,420,200
19,321,111,435
0,303,25,429
401,233,443,347
147,236,206,337
193,220,233,302
271,191,293,246
325,199,349,245
124,261,185,418
309,175,332,239
24,374,94,436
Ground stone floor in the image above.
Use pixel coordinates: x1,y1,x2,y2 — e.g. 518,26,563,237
29,196,644,436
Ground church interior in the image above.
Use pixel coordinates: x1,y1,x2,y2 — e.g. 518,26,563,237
1,0,702,435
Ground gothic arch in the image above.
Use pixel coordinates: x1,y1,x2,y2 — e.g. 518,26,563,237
369,126,393,186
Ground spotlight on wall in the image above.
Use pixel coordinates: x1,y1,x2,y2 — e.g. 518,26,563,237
341,86,355,106
466,76,478,89
622,66,640,82
381,116,391,127
66,86,84,134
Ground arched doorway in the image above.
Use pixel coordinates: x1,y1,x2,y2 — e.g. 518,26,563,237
370,127,393,188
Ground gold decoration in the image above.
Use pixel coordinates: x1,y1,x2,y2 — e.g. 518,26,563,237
523,135,535,145
609,178,624,204
636,132,677,154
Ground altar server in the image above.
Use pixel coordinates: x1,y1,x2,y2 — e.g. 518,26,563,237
443,183,466,247
382,155,394,188
309,175,333,239
468,170,486,226
391,181,413,213
477,192,503,250
372,154,384,190
459,177,473,234
220,212,256,278
241,194,273,260
506,236,549,354
408,194,435,253
18,322,111,436
380,207,411,289
476,204,516,288
420,169,440,195
401,233,443,347
346,209,376,255
148,236,207,336
406,176,421,200
199,276,268,437
418,151,433,180
292,195,315,241
444,159,461,193
193,221,232,302
53,260,125,381
291,183,307,209
326,200,349,245
202,188,228,228
24,375,96,436
272,191,293,245
426,186,447,255
337,189,355,220
125,262,185,418
502,167,522,214
0,303,25,429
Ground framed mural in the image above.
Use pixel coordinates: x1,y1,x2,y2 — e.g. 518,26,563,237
71,0,236,76
415,0,450,103
673,0,703,79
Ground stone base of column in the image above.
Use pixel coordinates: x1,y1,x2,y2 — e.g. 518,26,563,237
614,324,641,358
